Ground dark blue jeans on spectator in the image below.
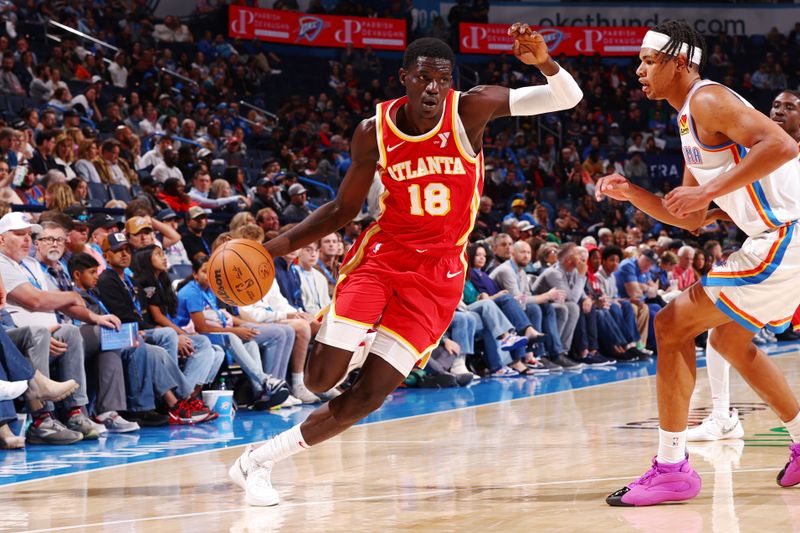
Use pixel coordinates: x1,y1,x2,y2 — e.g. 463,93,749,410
120,344,156,413
572,308,598,354
0,327,35,425
595,308,627,356
609,300,639,345
646,303,662,351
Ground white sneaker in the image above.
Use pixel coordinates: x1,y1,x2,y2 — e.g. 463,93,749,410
279,395,302,407
89,418,109,437
229,445,280,507
687,409,744,441
94,411,140,433
291,382,320,404
0,380,27,401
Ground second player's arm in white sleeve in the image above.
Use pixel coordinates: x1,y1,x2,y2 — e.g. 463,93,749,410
508,65,583,116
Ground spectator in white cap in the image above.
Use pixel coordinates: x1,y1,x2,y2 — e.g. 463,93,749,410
0,212,119,443
282,183,312,224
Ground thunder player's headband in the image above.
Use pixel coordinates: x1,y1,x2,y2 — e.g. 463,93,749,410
641,30,703,65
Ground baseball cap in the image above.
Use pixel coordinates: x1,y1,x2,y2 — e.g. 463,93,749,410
195,102,207,110
88,213,122,233
158,93,171,100
511,198,526,209
156,209,178,222
125,216,153,235
102,232,129,252
187,206,207,219
288,183,307,196
63,108,80,118
256,177,274,188
197,147,212,158
639,248,659,263
0,212,42,234
610,122,620,128
518,221,534,232
91,75,103,84
64,205,89,226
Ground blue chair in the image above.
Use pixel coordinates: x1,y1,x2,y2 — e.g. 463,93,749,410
109,183,132,202
87,182,110,203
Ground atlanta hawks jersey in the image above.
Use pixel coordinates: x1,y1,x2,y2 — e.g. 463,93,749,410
374,88,483,254
679,80,800,237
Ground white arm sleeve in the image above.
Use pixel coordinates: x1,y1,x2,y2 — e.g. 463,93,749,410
508,64,583,116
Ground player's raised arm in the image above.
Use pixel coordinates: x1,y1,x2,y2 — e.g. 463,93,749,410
663,86,799,218
263,119,379,257
460,22,583,127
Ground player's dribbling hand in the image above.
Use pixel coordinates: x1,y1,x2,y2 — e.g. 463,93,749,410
508,23,549,66
595,173,633,202
664,185,712,219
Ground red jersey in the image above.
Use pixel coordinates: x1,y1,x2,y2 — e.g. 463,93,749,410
374,89,484,254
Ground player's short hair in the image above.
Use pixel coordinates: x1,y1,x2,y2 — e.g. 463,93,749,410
650,20,707,72
403,37,455,69
777,89,800,102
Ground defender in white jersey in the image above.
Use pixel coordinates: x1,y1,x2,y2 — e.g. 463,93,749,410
596,21,800,507
688,89,800,444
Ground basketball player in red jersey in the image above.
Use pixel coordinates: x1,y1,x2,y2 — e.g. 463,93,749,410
229,24,583,506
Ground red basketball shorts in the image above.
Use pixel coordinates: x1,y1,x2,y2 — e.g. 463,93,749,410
316,226,466,376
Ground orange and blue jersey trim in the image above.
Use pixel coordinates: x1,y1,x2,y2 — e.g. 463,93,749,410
715,292,764,333
703,221,795,286
766,315,793,334
728,143,784,229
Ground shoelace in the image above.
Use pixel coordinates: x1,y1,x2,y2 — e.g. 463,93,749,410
630,458,661,487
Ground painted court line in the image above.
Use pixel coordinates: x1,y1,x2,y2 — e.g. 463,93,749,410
16,466,787,533
2,346,797,491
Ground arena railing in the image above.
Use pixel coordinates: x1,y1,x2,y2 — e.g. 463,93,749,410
239,101,279,124
46,19,119,55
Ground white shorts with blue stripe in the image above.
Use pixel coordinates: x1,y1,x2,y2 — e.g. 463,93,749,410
701,221,800,333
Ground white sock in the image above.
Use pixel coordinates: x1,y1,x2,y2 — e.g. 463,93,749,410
251,424,310,464
291,372,304,388
783,412,800,443
706,337,731,419
657,428,687,464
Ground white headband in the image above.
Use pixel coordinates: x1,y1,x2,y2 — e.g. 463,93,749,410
641,30,703,65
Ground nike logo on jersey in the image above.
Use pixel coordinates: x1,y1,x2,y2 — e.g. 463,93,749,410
446,270,462,279
386,142,405,152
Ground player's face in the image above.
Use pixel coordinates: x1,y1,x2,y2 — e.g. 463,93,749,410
636,50,680,100
770,92,800,137
401,57,453,120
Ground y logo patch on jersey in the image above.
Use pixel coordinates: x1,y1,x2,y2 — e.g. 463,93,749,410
436,132,450,149
679,114,689,135
372,242,382,254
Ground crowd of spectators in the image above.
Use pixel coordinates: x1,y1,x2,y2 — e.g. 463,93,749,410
1,1,800,449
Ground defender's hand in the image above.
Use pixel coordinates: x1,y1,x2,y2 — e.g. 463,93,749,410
596,173,634,202
664,185,711,219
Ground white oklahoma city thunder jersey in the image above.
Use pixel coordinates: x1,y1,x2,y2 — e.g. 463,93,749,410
679,79,800,237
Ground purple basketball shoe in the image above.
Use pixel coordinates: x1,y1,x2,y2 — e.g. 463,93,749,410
606,456,702,506
778,443,800,487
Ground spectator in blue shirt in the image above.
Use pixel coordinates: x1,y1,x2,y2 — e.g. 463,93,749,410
614,248,662,350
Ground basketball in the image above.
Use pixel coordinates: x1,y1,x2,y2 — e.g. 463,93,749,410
207,238,275,307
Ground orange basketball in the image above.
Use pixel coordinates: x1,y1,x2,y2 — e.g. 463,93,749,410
207,238,275,307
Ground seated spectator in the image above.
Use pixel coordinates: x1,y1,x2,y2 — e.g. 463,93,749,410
314,232,340,297
294,241,331,316
94,139,135,187
139,135,173,170
125,215,181,252
95,233,217,424
614,248,662,351
250,178,281,215
0,213,116,443
174,255,290,409
180,206,212,260
73,141,102,184
673,245,698,291
151,148,184,184
485,233,512,273
131,245,224,397
282,183,312,224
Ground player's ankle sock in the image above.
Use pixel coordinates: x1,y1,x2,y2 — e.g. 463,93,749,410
251,424,310,464
657,428,687,464
706,340,731,419
783,411,800,443
291,372,304,387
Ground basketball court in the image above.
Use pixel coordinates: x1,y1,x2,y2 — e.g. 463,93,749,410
3,343,800,532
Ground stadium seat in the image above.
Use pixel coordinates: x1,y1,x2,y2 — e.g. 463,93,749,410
87,182,110,203
109,183,133,202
